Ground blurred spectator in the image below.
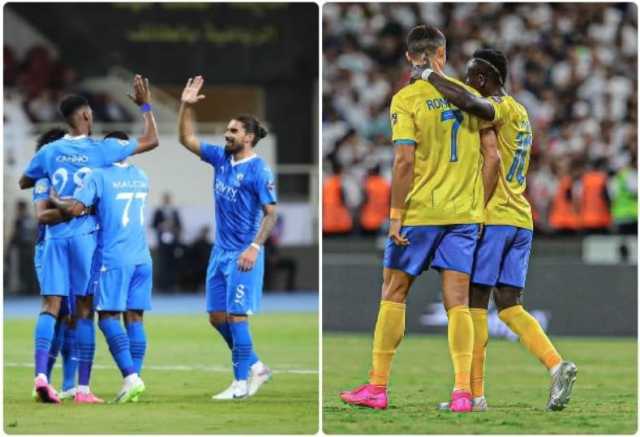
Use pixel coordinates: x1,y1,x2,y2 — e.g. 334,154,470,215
323,3,638,235
549,157,582,234
578,158,612,233
609,146,638,234
359,164,390,234
4,43,131,123
152,192,183,290
8,200,38,294
323,162,353,235
181,225,212,291
264,215,298,292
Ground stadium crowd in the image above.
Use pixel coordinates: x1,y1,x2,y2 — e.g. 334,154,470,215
322,3,637,236
4,44,132,123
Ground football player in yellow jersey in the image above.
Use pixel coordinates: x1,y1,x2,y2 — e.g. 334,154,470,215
419,48,577,412
340,25,500,413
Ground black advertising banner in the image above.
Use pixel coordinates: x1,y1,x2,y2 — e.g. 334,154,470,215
9,3,318,84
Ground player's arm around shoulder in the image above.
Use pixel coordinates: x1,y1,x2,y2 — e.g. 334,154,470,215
49,171,99,217
177,76,206,157
421,70,495,121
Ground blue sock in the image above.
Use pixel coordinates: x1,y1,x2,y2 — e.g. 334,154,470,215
126,322,147,375
98,318,135,377
213,322,234,350
61,320,78,391
229,320,254,381
46,320,63,382
76,318,95,386
34,312,57,377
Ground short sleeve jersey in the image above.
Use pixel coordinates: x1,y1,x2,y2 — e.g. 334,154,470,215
32,177,50,245
200,143,277,251
73,164,151,268
484,96,533,230
390,77,485,225
24,135,138,239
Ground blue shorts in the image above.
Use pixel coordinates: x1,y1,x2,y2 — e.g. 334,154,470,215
40,232,97,297
383,224,481,276
471,225,533,289
94,263,153,312
205,245,264,315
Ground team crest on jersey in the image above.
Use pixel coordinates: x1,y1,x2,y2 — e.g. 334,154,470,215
35,183,47,194
236,173,245,182
391,112,398,125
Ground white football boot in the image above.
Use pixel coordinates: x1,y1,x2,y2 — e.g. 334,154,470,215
212,380,249,400
248,361,272,397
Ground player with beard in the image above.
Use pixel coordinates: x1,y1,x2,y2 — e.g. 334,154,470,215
178,76,278,399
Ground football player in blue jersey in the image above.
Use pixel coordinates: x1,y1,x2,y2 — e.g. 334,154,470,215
31,128,79,401
178,76,278,399
50,131,152,403
19,75,158,403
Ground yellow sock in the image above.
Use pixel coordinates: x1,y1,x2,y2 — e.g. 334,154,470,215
469,308,488,398
447,305,474,392
369,300,406,386
499,305,562,370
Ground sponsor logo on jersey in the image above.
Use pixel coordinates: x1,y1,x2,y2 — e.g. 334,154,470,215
215,180,238,201
56,154,89,163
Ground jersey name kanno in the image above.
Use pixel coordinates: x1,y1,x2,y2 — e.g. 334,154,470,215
24,135,138,239
484,95,533,230
200,143,277,251
72,163,152,268
391,78,485,225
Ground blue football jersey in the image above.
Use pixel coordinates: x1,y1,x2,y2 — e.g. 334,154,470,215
24,135,138,239
200,143,277,251
72,163,152,268
32,177,50,245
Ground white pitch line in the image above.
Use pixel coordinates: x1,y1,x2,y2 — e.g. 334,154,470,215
5,362,317,375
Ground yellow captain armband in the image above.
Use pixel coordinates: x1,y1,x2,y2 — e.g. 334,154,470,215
389,208,405,220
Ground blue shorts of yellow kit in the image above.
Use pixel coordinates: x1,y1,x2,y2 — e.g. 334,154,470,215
94,263,153,312
35,241,76,317
383,224,481,276
39,231,97,298
471,225,533,289
206,245,264,315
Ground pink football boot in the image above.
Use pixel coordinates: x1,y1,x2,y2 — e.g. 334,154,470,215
339,384,388,410
74,391,105,404
34,376,60,404
449,390,473,413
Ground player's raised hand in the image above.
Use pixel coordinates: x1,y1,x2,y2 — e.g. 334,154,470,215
388,218,409,246
128,74,152,105
181,76,206,105
237,245,258,272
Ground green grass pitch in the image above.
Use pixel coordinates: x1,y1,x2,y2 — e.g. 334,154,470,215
5,313,318,434
323,333,637,434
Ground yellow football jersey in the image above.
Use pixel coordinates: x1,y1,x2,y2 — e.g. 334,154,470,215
484,95,533,230
390,78,485,225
